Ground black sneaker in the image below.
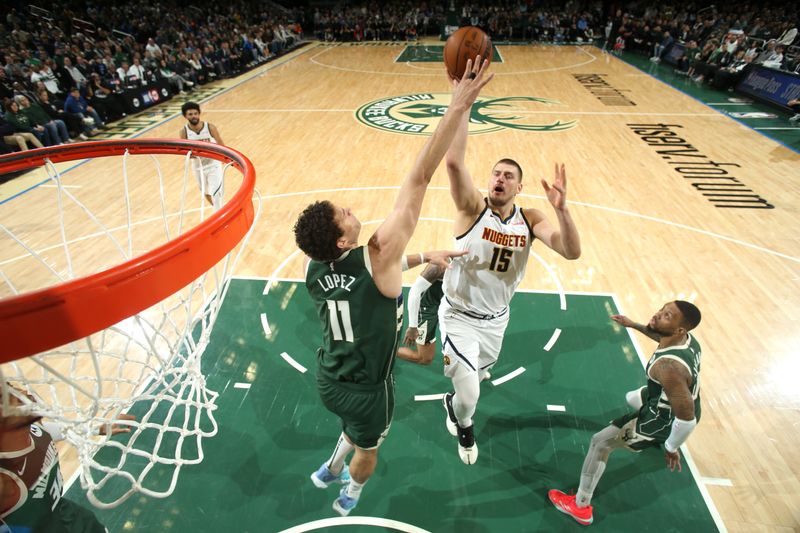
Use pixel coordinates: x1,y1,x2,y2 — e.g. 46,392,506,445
443,392,458,436
457,424,478,464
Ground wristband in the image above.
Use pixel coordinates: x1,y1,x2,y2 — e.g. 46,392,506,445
664,417,696,453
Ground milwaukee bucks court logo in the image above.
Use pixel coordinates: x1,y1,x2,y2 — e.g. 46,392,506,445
355,93,577,135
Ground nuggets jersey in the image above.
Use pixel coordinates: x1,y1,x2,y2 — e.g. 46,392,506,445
184,122,220,168
443,201,534,316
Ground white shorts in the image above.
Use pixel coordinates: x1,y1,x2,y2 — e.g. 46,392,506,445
438,298,509,377
193,159,224,205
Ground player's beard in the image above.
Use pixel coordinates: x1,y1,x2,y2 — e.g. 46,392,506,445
189,117,200,125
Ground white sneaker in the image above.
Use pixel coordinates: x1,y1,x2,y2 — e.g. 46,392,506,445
457,424,478,465
789,114,800,122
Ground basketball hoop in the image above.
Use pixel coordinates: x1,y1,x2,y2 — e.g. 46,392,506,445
0,140,260,508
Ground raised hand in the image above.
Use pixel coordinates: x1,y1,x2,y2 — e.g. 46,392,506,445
448,56,494,110
541,163,568,211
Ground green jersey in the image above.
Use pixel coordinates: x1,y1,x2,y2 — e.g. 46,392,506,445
642,332,702,429
419,279,444,315
306,246,403,388
0,423,105,532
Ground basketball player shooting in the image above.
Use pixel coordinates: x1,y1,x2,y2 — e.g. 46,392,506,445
179,101,225,210
439,83,582,465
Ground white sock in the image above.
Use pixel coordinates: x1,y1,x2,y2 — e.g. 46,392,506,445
451,364,480,428
326,433,354,475
346,479,365,500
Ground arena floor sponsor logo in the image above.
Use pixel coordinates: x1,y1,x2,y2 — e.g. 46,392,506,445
627,123,773,209
355,93,577,135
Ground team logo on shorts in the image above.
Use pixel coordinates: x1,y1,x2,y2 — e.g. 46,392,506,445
443,355,451,366
355,93,577,136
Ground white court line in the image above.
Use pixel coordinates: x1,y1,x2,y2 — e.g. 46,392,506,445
277,516,431,533
491,367,526,386
755,127,800,130
5,185,798,270
233,382,252,389
40,184,82,189
543,328,562,351
261,184,797,265
610,294,727,533
206,108,722,117
264,249,303,295
414,393,445,402
700,477,734,487
205,108,353,113
260,312,272,336
311,44,596,76
546,404,566,412
280,352,307,374
707,102,750,105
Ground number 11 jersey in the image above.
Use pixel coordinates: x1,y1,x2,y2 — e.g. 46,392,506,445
305,246,402,388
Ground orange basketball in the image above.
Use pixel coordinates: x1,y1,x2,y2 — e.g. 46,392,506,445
444,26,493,80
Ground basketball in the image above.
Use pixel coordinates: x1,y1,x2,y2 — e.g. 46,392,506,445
444,26,493,80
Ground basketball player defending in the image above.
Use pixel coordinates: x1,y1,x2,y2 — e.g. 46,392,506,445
293,58,493,517
396,263,444,365
549,301,702,525
179,101,225,209
440,96,582,465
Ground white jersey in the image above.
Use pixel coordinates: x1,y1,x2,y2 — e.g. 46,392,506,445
184,121,224,209
443,201,534,316
184,122,221,168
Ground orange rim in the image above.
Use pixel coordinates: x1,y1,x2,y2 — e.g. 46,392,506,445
0,140,256,363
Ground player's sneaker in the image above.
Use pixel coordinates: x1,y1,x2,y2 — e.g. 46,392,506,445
548,489,593,526
457,424,478,465
442,392,458,436
332,486,359,516
311,463,350,489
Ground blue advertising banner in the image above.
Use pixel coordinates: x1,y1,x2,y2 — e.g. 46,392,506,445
736,66,800,108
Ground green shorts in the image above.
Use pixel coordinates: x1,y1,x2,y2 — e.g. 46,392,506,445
611,409,669,451
316,374,394,449
414,304,439,345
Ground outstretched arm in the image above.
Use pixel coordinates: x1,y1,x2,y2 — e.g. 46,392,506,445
526,163,581,260
610,314,662,342
445,102,483,216
369,58,493,297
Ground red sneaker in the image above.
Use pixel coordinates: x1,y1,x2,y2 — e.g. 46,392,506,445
548,489,593,525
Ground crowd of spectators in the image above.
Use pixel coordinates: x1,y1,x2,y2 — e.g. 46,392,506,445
604,2,799,93
2,0,799,155
1,1,303,154
305,1,603,44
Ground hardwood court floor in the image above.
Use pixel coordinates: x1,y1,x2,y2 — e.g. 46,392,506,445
4,42,800,532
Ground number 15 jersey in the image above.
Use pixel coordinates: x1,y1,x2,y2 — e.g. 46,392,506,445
443,201,534,317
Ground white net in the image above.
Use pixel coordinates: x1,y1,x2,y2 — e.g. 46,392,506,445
0,142,260,508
